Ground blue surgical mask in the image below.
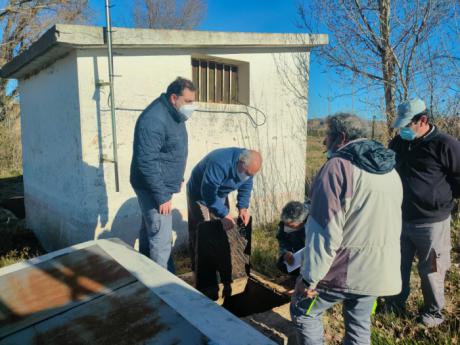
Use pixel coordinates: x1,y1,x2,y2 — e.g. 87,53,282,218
179,104,197,120
400,127,417,141
237,170,250,182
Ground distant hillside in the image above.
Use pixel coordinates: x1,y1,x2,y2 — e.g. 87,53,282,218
308,115,460,141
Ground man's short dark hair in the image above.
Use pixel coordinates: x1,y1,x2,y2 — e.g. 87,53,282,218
166,77,196,98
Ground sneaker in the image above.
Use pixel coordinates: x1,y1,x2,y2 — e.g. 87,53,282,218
419,312,444,328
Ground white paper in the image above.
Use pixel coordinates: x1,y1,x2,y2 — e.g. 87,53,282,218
284,248,305,273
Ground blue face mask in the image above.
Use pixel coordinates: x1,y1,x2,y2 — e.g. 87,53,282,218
400,127,417,141
237,170,250,182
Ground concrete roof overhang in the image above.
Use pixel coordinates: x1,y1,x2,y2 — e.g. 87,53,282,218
0,24,328,79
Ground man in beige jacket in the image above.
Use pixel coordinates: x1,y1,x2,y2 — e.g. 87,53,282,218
291,113,403,345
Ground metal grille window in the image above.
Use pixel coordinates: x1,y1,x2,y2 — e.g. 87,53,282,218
192,58,239,104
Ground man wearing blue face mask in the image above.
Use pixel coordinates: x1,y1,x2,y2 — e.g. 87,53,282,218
387,98,460,327
130,77,196,273
186,148,262,271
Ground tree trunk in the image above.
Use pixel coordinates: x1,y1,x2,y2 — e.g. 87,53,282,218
0,81,13,122
379,0,396,139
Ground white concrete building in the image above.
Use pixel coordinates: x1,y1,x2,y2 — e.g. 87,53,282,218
0,24,327,251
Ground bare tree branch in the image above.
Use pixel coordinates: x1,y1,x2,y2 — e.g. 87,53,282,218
293,0,459,137
133,0,206,29
0,0,90,121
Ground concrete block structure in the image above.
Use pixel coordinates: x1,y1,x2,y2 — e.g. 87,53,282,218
0,24,327,251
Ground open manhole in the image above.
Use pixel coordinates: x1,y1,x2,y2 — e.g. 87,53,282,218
178,215,298,344
177,272,294,344
222,275,290,317
190,218,291,319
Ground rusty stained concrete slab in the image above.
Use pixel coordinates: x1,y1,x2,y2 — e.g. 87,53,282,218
0,245,135,335
0,239,276,345
1,281,210,345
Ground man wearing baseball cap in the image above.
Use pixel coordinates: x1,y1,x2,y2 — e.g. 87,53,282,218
387,98,460,327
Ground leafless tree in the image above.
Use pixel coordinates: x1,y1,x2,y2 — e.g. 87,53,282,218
297,0,459,137
133,0,207,29
0,0,90,121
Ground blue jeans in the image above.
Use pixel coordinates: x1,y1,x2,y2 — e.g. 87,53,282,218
389,217,451,317
135,188,175,273
290,289,376,345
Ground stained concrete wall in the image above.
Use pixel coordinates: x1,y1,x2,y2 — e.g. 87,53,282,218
76,47,308,250
18,51,90,249
20,46,308,251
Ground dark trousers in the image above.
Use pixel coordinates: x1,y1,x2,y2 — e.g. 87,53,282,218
186,191,228,271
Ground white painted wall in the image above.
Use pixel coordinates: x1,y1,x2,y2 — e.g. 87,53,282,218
18,51,90,250
20,46,308,251
76,47,308,250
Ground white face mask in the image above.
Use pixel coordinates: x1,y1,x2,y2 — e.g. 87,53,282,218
284,225,299,233
179,104,197,120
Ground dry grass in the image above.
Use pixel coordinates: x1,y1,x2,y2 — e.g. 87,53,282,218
0,216,45,269
251,220,460,344
251,130,460,344
251,221,284,280
305,135,326,193
0,115,22,178
0,114,459,343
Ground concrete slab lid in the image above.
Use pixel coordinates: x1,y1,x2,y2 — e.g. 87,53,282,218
0,24,328,79
0,239,277,345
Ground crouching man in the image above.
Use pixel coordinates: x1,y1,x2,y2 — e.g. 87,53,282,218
276,201,309,277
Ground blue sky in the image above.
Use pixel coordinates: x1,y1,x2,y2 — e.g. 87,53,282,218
90,0,371,119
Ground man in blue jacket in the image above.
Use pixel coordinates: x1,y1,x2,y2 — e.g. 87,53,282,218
388,98,460,327
130,77,196,273
186,147,262,270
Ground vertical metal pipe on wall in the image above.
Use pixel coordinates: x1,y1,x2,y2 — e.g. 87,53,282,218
105,0,120,192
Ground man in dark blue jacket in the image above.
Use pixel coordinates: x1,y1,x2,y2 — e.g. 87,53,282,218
388,98,460,327
186,147,262,270
130,77,196,273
